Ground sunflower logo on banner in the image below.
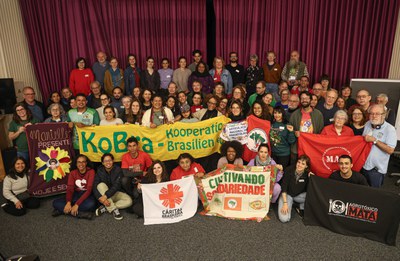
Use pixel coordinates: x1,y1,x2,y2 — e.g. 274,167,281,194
35,146,71,182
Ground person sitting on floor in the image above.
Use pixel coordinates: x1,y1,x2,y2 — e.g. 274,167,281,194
247,144,283,203
132,160,169,218
93,153,132,221
278,154,312,223
329,155,368,186
2,157,40,216
52,154,96,219
170,153,205,180
217,140,244,168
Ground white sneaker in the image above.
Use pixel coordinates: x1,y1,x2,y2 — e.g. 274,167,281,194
112,208,123,220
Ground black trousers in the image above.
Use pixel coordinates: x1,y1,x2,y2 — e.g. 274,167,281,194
2,197,40,216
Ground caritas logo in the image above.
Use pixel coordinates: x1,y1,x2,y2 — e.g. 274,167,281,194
321,147,352,172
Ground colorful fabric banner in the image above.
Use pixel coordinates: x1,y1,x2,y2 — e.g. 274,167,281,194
26,123,73,196
199,166,275,220
142,175,198,225
242,115,271,162
77,116,231,162
304,176,400,246
298,133,372,178
220,120,248,144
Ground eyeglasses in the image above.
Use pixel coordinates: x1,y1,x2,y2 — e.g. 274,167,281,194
313,88,322,91
16,108,26,112
352,113,362,116
24,93,35,96
357,95,368,98
369,113,384,116
208,102,217,105
101,98,109,101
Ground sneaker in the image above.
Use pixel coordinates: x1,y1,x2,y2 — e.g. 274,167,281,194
95,205,107,217
112,208,123,220
52,209,63,217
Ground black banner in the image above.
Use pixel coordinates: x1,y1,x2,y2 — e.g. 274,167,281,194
304,176,400,246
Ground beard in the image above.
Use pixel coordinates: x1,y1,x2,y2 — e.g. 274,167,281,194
289,59,299,68
301,101,310,108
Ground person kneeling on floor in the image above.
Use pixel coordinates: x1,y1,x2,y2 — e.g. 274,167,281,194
93,153,132,220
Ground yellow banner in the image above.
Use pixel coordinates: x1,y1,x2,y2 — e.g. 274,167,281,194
77,116,231,162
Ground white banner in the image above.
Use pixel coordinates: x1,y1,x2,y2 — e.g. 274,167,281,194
142,176,198,225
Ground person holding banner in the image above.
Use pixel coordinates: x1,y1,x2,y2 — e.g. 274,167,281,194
8,103,40,162
250,101,272,121
321,110,354,136
180,104,199,123
227,99,246,122
142,94,174,128
329,155,368,186
93,153,132,220
270,106,296,168
132,160,169,217
2,157,40,216
52,154,96,219
123,98,143,125
170,153,205,180
99,105,124,126
361,104,397,188
247,144,283,203
217,141,244,168
278,155,312,222
193,95,222,121
348,106,367,136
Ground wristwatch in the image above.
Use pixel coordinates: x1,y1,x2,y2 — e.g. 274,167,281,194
373,139,377,145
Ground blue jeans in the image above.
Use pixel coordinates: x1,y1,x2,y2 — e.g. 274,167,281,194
278,192,307,223
361,168,384,188
53,191,96,213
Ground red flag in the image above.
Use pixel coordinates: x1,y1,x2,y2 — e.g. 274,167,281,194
243,115,271,162
298,133,372,178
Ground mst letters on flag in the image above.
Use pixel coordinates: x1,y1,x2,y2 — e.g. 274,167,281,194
141,176,198,225
199,167,276,220
26,123,73,196
304,176,400,245
298,133,372,178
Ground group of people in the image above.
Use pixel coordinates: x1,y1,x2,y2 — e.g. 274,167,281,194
4,49,397,223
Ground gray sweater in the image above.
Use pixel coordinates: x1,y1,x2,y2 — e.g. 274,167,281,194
3,175,28,203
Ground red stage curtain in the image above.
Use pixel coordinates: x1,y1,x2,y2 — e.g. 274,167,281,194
214,0,400,89
19,0,207,102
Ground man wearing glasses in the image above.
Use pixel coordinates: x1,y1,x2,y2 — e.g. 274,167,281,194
22,86,45,122
361,104,397,187
226,51,246,87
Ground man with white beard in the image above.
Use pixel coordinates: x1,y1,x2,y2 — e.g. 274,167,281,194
361,104,397,188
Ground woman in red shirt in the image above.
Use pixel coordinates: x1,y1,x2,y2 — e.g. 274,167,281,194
69,57,94,96
170,153,205,180
321,110,354,136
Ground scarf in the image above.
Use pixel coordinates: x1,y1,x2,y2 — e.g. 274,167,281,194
109,68,122,87
201,109,218,121
255,155,271,166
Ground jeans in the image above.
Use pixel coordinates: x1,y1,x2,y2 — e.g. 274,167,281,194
53,191,96,213
361,168,384,188
278,192,307,223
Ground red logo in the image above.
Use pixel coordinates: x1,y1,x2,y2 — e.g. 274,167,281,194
322,147,352,172
159,184,184,208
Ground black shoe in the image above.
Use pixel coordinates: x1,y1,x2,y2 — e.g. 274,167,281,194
295,207,304,218
112,208,123,220
78,212,94,220
52,209,63,217
95,205,107,216
1,202,8,208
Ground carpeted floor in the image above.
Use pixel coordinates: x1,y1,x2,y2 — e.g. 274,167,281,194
1,159,400,261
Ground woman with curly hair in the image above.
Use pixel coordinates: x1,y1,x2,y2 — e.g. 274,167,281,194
250,101,272,121
217,140,244,168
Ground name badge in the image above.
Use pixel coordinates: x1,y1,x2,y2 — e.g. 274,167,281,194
120,106,124,109
289,76,296,81
274,68,278,71
194,167,198,173
166,75,171,78
159,116,164,120
214,78,217,81
85,74,89,77
298,179,305,183
329,118,334,122
279,126,285,130
196,108,200,111
235,69,240,73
